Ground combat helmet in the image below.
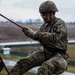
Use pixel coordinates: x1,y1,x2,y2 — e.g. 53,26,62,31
39,1,58,13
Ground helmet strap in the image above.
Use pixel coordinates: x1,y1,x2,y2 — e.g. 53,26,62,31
49,11,55,20
50,12,52,20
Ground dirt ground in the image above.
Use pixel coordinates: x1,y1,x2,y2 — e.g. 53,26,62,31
0,23,75,43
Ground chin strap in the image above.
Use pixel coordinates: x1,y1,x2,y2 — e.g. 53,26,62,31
49,11,55,21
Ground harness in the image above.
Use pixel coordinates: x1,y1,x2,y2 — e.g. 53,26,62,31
44,45,69,59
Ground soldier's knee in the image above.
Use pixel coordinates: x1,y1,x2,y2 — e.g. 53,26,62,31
57,59,68,74
52,57,68,74
37,62,54,75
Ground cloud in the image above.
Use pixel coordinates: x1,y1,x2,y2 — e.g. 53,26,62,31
17,0,75,8
0,0,75,22
0,7,41,21
56,12,75,22
0,0,2,6
13,0,40,9
51,0,75,8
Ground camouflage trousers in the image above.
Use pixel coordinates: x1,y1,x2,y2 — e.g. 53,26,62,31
9,50,68,75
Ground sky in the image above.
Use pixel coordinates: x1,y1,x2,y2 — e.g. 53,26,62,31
0,0,75,22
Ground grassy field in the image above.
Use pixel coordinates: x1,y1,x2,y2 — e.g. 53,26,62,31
67,44,75,61
0,44,75,75
0,70,36,75
0,66,75,75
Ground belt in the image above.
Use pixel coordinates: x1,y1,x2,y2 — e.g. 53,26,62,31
44,46,69,59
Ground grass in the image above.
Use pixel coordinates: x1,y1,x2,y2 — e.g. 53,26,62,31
0,66,75,75
67,65,75,73
0,53,23,61
0,65,75,75
67,44,75,61
0,44,75,75
0,67,36,75
0,69,36,75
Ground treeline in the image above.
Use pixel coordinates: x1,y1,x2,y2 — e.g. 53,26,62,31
66,22,75,25
0,19,43,26
0,19,75,26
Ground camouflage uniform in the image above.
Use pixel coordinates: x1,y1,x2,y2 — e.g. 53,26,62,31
9,1,68,75
9,17,68,75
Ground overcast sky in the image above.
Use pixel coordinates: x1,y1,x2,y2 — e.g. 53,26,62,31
0,0,75,22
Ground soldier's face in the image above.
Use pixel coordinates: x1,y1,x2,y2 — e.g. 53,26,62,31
40,13,51,23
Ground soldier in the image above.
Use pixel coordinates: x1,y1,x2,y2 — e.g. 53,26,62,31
9,0,69,75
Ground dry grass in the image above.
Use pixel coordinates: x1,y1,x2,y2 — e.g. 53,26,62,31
0,24,75,74
0,44,75,75
67,65,75,73
0,66,75,75
67,44,75,61
0,24,75,42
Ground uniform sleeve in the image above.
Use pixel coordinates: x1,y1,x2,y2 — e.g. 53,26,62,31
34,20,67,46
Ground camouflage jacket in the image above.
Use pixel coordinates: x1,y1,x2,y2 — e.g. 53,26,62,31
34,17,68,53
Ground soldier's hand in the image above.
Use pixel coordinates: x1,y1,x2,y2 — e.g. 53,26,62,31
22,26,36,38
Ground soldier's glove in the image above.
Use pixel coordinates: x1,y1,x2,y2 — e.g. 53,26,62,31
22,26,36,39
